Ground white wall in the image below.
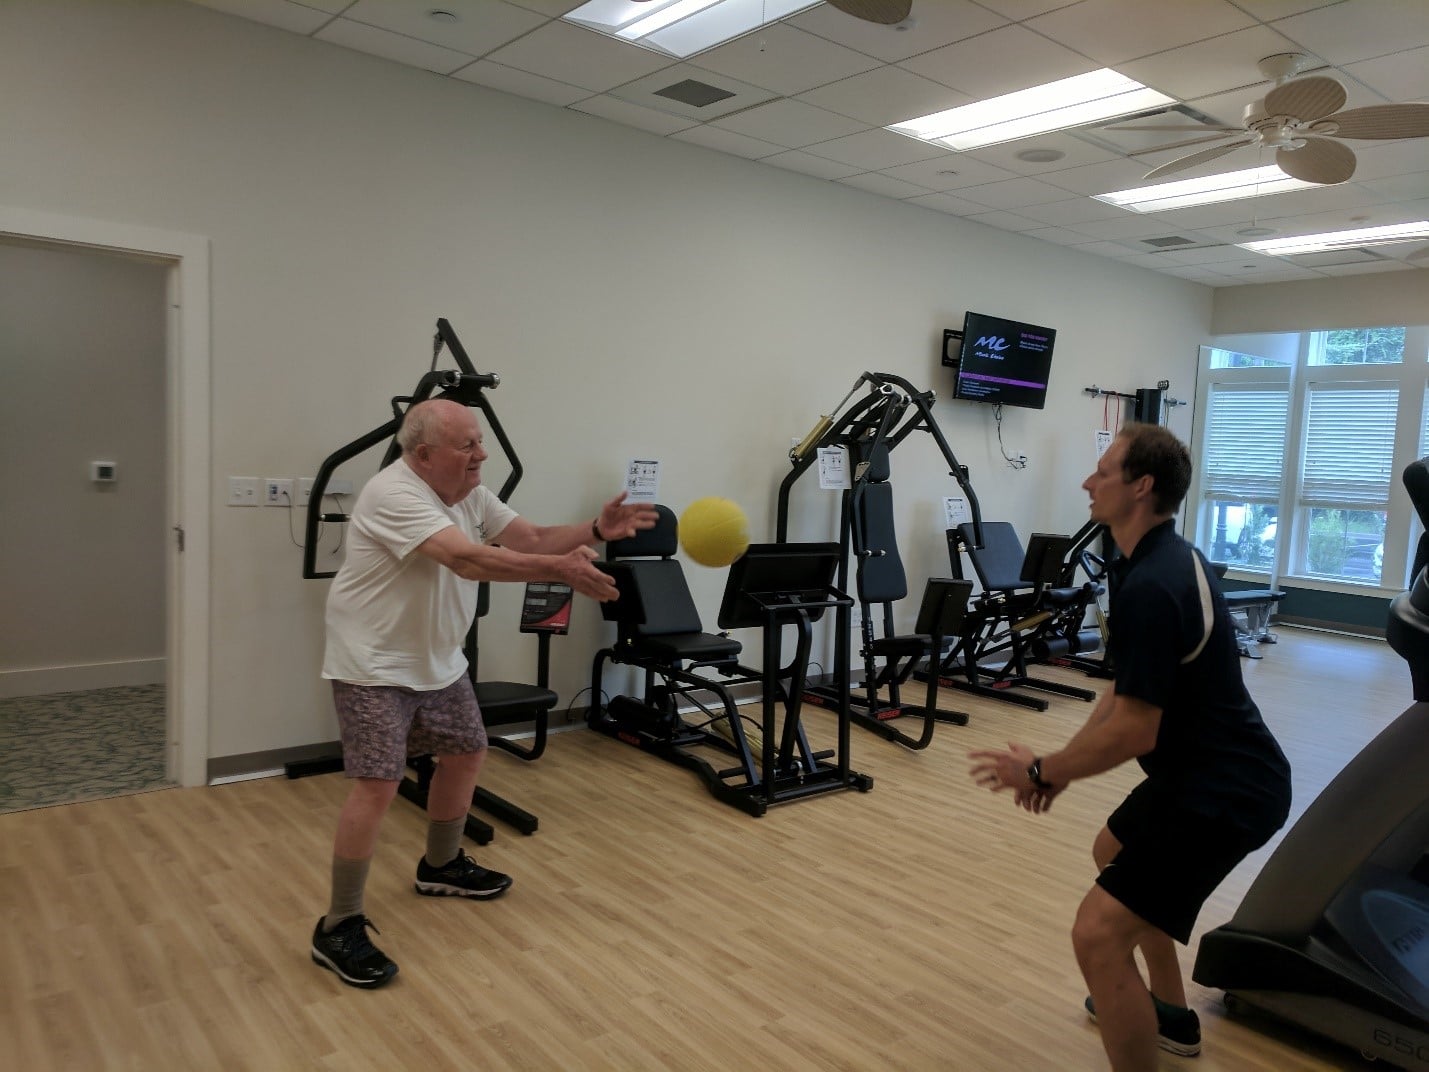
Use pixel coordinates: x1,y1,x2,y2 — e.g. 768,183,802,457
0,0,1212,764
0,242,168,696
1213,270,1429,334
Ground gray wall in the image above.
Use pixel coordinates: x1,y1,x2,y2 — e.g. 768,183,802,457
0,242,167,694
0,0,1214,764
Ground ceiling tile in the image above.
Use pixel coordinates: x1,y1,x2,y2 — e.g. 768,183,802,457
965,209,1044,231
1350,142,1429,182
1229,0,1339,19
971,0,1082,19
795,65,972,126
187,0,332,33
484,19,673,92
1310,260,1416,276
1015,197,1128,225
760,150,864,180
608,64,778,121
340,0,545,55
1272,0,1429,66
803,127,951,169
907,191,990,215
955,175,1075,209
688,24,880,97
877,153,1019,190
1026,0,1256,66
961,132,1120,175
1354,173,1429,203
1343,45,1429,102
452,60,589,105
315,18,477,73
1039,157,1158,195
712,98,869,148
838,172,936,198
1073,214,1200,240
669,125,785,160
1072,239,1148,258
1022,225,1101,244
506,0,581,14
789,0,1008,63
570,96,698,136
899,24,1098,98
1119,25,1313,101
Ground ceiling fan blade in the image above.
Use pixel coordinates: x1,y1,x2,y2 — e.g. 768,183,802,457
1316,103,1429,140
1128,133,1241,157
822,0,913,23
1263,76,1347,122
1141,138,1254,181
1276,137,1356,184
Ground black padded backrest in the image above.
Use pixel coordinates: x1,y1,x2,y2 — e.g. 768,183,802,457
957,521,1027,592
857,440,892,483
607,504,677,559
855,482,907,603
623,559,704,636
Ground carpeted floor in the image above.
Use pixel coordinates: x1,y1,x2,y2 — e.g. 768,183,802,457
0,684,172,813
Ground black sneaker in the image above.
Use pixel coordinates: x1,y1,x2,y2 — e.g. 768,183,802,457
414,849,513,899
311,915,398,989
1084,993,1201,1057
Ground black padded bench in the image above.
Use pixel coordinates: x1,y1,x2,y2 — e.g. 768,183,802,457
1211,562,1284,659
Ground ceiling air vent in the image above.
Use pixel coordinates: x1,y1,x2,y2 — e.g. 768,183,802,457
653,79,735,108
1143,235,1198,248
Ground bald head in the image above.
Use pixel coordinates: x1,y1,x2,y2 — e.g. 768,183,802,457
398,399,471,455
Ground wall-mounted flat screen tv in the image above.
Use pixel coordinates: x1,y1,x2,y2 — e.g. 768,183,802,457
953,311,1056,410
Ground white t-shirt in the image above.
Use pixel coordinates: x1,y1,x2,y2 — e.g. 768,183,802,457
322,458,517,689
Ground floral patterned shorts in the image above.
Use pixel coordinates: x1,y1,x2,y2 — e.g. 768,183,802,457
331,676,487,781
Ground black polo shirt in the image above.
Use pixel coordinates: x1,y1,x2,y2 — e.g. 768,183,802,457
1108,520,1291,831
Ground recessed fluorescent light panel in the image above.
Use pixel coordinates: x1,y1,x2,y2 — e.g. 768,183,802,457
887,69,1175,151
1239,221,1429,256
1094,166,1317,214
563,0,819,59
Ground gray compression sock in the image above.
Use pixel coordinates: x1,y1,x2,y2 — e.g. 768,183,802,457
425,816,465,868
323,855,372,932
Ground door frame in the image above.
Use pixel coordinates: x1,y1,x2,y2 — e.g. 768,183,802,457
1,205,210,787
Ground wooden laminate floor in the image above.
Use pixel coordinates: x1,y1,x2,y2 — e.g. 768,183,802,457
0,627,1412,1071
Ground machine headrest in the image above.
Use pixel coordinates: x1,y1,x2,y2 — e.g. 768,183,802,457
606,504,677,559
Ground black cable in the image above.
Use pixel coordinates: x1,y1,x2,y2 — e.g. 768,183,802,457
994,403,1027,470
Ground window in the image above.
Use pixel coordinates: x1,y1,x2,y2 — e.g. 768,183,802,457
1310,327,1406,366
1199,383,1288,569
1192,325,1427,593
1296,384,1396,582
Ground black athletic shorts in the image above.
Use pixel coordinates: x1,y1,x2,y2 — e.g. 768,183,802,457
1097,779,1275,944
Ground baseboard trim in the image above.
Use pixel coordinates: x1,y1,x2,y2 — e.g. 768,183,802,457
0,658,165,699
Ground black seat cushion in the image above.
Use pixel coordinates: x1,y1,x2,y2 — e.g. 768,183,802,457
474,680,558,723
628,631,741,664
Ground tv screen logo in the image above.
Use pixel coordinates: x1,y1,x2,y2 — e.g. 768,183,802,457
975,335,1011,357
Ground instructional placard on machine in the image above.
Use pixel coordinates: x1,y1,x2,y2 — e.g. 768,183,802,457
624,458,661,502
817,446,851,490
1095,429,1113,459
942,496,970,532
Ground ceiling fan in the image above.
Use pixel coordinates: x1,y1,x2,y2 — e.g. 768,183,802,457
1109,53,1429,185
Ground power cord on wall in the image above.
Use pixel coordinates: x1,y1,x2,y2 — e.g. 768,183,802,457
994,403,1028,470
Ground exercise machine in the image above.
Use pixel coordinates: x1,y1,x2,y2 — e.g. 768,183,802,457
776,372,984,742
289,318,555,843
587,522,873,816
919,524,1099,712
1192,459,1429,1067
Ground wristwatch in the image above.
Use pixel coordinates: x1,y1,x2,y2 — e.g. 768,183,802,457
1027,757,1053,790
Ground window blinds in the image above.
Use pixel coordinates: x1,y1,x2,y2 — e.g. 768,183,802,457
1300,384,1399,507
1202,383,1289,501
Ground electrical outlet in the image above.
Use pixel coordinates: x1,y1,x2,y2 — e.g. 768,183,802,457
264,477,294,506
228,476,260,507
297,477,315,506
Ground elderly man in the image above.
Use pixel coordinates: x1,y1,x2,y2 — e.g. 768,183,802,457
970,424,1291,1071
312,398,656,989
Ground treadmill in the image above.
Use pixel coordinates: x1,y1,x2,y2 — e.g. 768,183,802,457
1192,467,1429,1069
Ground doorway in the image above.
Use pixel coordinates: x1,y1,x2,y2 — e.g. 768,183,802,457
0,206,211,791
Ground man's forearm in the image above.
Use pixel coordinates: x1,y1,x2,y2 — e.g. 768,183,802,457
1040,694,1158,786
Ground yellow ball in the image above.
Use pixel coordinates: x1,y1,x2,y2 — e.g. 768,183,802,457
679,497,750,568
